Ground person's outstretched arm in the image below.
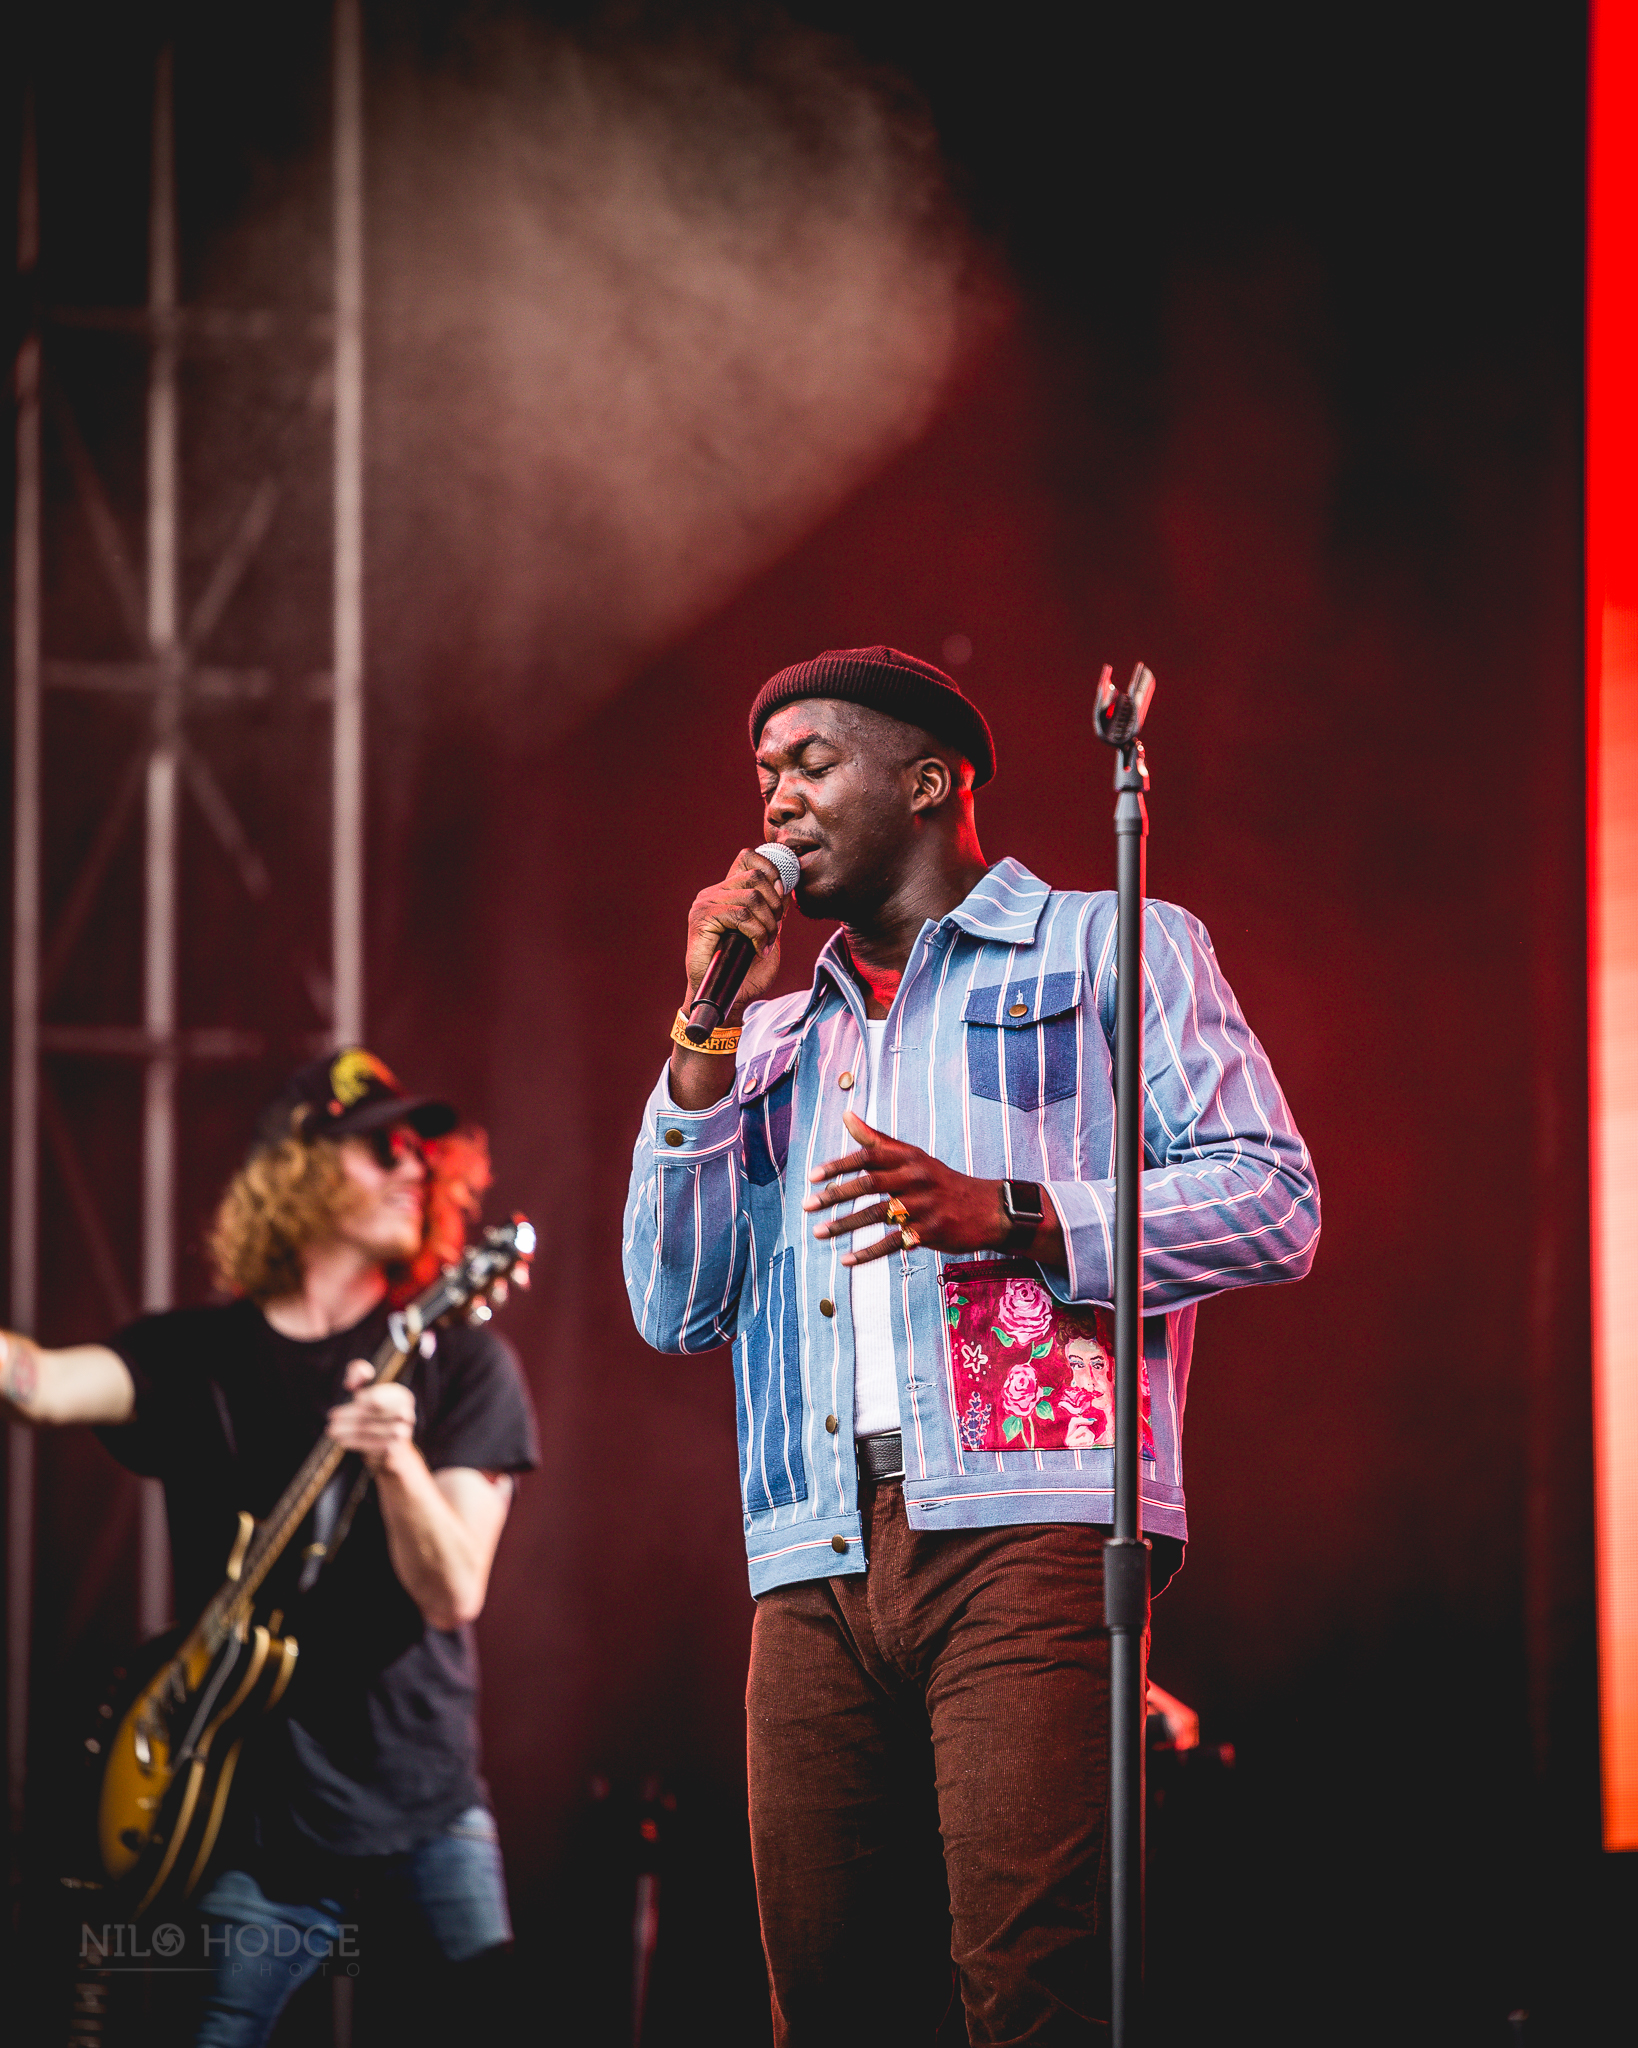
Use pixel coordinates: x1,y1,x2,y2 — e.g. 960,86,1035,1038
0,1330,135,1426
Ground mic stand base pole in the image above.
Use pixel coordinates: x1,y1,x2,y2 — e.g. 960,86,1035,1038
1106,1537,1149,2042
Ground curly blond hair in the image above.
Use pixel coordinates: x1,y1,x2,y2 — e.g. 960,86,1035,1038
209,1133,354,1304
209,1124,493,1306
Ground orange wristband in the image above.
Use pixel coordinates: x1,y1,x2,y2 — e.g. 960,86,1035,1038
671,1009,742,1056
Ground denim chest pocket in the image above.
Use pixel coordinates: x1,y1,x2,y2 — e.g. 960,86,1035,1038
963,972,1084,1110
737,1040,799,1187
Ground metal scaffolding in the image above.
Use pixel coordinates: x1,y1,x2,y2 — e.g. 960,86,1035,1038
7,0,366,1851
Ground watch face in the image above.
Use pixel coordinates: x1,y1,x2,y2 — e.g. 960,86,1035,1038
1005,1181,1043,1225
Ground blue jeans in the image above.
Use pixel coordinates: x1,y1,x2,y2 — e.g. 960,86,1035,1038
193,1805,511,2048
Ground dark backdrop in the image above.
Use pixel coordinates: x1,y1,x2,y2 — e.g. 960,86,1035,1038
5,3,1618,2043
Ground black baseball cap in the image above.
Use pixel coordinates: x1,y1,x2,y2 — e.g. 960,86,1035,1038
253,1047,458,1154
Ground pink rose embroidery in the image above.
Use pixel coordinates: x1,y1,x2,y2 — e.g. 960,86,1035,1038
993,1279,1054,1351
1000,1363,1040,1416
997,1359,1055,1448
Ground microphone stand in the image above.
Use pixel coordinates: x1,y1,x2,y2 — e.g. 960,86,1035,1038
1094,662,1156,2048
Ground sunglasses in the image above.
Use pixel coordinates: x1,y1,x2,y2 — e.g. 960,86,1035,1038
365,1126,426,1171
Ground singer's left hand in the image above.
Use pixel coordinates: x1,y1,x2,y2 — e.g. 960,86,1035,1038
803,1111,1063,1267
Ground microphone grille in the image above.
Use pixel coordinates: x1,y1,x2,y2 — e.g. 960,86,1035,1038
757,842,802,894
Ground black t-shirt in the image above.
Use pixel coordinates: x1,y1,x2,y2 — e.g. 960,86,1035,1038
98,1298,540,1860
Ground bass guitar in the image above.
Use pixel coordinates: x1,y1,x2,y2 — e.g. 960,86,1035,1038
89,1216,535,1916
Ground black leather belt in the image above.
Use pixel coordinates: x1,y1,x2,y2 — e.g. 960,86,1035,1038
856,1430,905,1483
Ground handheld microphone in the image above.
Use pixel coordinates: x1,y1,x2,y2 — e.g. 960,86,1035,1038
683,842,802,1044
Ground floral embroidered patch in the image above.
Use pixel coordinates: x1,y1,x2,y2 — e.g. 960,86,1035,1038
942,1263,1154,1458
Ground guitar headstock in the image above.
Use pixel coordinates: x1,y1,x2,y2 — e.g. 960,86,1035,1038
391,1214,536,1349
459,1215,536,1325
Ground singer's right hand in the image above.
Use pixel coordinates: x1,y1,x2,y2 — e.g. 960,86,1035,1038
671,850,790,1110
682,848,790,1018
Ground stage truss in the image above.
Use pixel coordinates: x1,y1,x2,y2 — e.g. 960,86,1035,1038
8,0,366,1864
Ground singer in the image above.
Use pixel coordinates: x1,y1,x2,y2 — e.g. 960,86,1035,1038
622,645,1320,2044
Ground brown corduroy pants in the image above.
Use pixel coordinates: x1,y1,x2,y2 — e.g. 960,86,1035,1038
746,1479,1113,2046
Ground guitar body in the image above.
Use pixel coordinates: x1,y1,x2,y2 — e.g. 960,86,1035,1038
94,1516,298,1916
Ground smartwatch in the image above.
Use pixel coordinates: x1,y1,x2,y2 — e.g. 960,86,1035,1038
999,1179,1045,1253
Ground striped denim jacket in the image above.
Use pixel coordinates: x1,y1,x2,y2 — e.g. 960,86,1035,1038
622,859,1320,1595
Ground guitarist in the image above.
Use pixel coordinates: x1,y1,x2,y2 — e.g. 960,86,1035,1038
0,1048,540,2046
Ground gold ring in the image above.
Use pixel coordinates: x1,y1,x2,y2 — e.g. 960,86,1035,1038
885,1196,909,1225
900,1224,920,1251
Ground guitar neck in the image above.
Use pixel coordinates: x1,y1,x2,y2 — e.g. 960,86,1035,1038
188,1237,522,1653
208,1325,409,1639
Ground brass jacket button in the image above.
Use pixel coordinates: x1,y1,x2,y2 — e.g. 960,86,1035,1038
831,1535,848,1553
825,1414,840,1434
838,1071,855,1090
819,1298,835,1317
663,1129,685,1146
1009,1000,1029,1018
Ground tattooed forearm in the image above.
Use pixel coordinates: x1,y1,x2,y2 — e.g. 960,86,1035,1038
0,1332,39,1412
0,1334,133,1426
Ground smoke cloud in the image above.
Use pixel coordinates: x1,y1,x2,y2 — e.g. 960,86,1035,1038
366,13,1001,738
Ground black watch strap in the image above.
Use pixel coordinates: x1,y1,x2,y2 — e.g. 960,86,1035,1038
999,1179,1045,1253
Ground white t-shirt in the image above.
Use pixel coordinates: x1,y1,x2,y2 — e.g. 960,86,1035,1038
850,1020,901,1438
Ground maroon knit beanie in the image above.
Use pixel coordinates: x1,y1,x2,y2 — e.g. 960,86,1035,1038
748,645,996,787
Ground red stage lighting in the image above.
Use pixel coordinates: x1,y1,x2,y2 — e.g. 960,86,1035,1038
1588,0,1638,1854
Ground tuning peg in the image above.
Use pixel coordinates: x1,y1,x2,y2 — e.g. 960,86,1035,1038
466,1300,493,1325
